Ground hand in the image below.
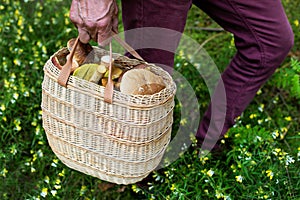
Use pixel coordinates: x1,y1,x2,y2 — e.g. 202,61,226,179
70,0,118,46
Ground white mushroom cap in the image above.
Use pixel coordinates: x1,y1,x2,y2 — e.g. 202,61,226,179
120,69,165,95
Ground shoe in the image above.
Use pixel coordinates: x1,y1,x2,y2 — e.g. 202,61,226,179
135,173,155,190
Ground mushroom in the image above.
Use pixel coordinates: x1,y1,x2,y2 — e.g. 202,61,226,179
120,69,166,95
67,38,93,71
52,56,62,70
104,67,124,80
100,55,124,80
101,77,108,87
89,64,107,83
73,63,107,84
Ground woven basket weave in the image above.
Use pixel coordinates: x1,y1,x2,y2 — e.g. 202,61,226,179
41,45,176,185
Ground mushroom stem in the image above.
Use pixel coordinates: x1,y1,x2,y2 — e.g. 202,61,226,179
89,64,107,83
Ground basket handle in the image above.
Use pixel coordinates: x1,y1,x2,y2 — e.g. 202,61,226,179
57,37,80,87
112,32,144,61
104,42,114,103
104,33,145,103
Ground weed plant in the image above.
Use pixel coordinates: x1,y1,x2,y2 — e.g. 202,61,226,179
0,0,299,199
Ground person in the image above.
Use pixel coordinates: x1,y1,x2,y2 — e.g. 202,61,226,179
69,0,294,151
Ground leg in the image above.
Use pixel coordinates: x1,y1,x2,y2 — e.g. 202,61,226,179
193,0,294,150
121,0,192,69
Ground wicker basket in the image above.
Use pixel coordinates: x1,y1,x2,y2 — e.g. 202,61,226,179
41,41,176,184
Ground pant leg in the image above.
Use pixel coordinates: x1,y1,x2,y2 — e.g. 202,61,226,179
193,0,294,150
121,0,294,151
121,0,192,68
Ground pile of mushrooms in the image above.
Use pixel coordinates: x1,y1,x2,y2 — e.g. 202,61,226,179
53,38,166,95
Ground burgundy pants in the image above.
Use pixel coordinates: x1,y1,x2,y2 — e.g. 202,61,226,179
121,0,294,150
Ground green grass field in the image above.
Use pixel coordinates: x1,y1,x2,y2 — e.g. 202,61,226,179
0,0,299,199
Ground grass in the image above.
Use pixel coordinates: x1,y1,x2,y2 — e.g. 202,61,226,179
0,0,299,199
